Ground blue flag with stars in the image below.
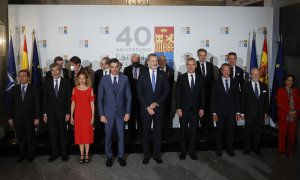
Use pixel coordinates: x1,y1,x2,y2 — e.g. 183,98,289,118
270,40,284,124
31,34,42,87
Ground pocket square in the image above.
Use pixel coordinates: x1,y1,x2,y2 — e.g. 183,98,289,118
263,90,267,93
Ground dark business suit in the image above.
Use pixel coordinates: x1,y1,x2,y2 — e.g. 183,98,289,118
43,78,71,157
8,84,40,158
241,81,269,151
196,61,214,132
45,68,69,80
232,65,244,89
124,64,147,140
176,73,205,154
160,65,175,133
98,74,132,158
211,77,240,152
137,69,169,158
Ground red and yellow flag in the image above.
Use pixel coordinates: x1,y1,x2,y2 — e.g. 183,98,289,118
154,27,174,52
21,35,29,70
259,36,268,84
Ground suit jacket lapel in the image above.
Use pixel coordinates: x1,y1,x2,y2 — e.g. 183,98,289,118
23,84,31,102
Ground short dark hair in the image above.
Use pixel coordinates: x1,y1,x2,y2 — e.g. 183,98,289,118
109,58,120,65
227,52,237,57
19,69,30,77
283,74,295,87
50,62,62,70
147,53,158,60
69,56,81,65
197,48,207,55
53,56,63,63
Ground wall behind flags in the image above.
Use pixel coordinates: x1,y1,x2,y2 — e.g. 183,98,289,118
8,5,273,127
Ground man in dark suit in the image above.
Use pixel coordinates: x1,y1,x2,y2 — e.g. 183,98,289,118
69,56,86,87
137,53,169,164
211,63,241,157
195,48,214,135
227,52,244,89
176,57,205,160
8,70,40,162
158,55,174,140
124,54,147,141
241,68,269,155
98,58,132,167
43,63,71,162
45,56,69,80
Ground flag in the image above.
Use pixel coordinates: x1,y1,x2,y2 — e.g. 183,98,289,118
269,40,284,124
21,34,29,70
31,32,42,86
6,35,17,91
250,32,258,70
259,36,268,84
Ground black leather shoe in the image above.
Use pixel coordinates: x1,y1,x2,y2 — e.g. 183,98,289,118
227,151,236,157
216,151,222,157
17,155,27,162
28,156,35,162
118,158,127,167
106,158,113,167
179,153,186,160
189,153,198,160
48,155,59,162
243,150,250,155
153,157,163,164
143,157,150,164
254,149,262,155
62,156,69,162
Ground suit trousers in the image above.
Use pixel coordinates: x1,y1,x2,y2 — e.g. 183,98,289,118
105,117,125,159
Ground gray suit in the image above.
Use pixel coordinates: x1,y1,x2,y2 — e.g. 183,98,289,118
98,73,132,158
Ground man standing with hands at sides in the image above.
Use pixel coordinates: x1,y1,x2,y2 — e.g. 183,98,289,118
43,63,72,162
227,52,244,89
211,63,241,157
137,53,169,164
195,48,214,136
124,54,146,142
241,68,269,155
98,58,132,167
8,70,40,162
176,57,205,160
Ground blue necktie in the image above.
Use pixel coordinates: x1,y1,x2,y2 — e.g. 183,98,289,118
225,79,229,93
152,70,156,92
254,83,259,99
113,76,118,95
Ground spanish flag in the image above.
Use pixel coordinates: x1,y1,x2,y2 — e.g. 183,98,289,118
21,35,29,70
259,36,268,84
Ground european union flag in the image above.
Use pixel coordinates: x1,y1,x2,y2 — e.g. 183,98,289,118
6,36,17,91
270,40,284,124
249,33,258,71
31,34,42,87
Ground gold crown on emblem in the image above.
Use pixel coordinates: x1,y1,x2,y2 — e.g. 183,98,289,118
160,28,168,33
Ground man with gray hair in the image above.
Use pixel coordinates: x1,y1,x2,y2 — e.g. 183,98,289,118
241,68,269,155
43,62,72,162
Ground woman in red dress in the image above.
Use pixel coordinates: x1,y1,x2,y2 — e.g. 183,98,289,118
277,74,300,157
71,70,95,163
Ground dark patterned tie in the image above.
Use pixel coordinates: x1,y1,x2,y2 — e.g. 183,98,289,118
113,76,118,95
55,79,59,97
152,71,156,92
201,63,205,77
134,68,138,79
21,86,26,101
190,75,195,91
255,83,259,99
225,79,229,93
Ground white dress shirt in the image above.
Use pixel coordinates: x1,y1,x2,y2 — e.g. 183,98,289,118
188,72,196,88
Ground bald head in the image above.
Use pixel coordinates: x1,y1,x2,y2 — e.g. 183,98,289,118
250,67,260,82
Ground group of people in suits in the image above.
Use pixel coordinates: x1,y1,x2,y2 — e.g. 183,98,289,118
7,48,300,166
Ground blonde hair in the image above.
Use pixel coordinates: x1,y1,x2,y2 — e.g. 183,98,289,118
75,69,92,87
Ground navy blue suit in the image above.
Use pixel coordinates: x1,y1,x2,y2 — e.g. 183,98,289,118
98,73,132,158
137,68,169,158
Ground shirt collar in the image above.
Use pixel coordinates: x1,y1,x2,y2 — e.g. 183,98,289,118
21,83,28,87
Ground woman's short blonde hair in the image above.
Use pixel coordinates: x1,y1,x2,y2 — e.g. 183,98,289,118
75,69,92,87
